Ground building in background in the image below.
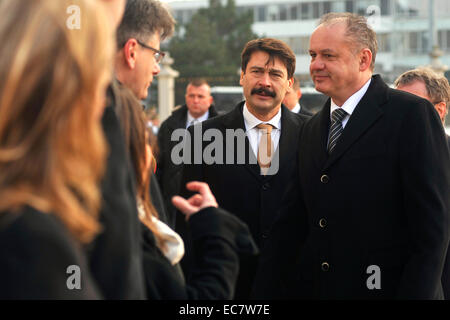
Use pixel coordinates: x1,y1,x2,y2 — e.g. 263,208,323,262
167,0,450,86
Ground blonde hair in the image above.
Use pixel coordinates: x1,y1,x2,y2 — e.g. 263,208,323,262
0,0,115,243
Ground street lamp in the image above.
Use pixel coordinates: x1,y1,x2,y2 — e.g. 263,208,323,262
428,0,448,75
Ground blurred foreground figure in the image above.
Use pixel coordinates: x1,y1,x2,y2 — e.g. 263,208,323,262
0,0,114,299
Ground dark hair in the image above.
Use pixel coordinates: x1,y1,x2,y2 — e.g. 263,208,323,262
114,83,165,249
241,38,296,79
117,0,175,47
188,78,210,88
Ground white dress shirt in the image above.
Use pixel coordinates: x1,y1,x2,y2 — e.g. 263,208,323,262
137,199,185,265
291,103,301,114
186,110,209,128
243,103,282,158
329,78,372,129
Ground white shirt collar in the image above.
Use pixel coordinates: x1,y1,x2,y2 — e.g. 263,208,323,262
330,78,372,122
137,199,185,266
243,103,282,132
330,78,372,116
291,103,301,114
186,110,209,128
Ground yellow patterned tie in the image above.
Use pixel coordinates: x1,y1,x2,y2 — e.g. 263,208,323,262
257,123,274,175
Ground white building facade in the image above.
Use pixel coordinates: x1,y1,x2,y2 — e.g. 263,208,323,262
166,0,450,85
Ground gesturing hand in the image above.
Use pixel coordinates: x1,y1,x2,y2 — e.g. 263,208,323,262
172,182,219,221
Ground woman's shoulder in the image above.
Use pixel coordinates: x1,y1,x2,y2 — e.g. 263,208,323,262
0,206,73,246
0,206,100,299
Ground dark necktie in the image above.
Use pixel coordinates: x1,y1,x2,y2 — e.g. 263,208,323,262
328,108,348,154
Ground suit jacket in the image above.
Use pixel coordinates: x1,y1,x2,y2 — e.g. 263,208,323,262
142,207,258,299
156,104,218,228
86,83,145,299
177,102,307,299
294,75,450,299
0,207,100,299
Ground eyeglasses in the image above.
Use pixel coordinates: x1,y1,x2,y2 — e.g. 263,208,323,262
136,39,165,64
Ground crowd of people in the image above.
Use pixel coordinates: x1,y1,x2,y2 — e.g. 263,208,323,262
0,0,448,300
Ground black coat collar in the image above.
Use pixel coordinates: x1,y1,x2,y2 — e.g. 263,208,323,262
313,75,387,170
165,104,219,130
220,101,302,181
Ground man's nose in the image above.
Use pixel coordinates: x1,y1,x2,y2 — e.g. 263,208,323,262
153,62,161,75
310,58,325,71
258,72,271,87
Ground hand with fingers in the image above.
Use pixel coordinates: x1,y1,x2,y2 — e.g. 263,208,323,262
172,181,218,221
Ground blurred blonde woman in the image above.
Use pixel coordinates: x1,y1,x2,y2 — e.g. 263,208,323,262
0,0,114,298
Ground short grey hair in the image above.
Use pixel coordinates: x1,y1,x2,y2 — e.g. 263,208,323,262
117,0,175,48
394,67,450,117
319,12,378,71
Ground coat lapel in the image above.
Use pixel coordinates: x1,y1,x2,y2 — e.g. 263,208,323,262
222,102,262,181
308,99,331,169
324,75,386,170
265,105,300,180
167,105,188,131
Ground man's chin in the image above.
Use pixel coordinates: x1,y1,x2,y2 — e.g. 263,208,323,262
313,83,328,95
250,101,278,113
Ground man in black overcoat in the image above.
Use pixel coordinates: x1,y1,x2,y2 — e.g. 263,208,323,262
292,13,449,299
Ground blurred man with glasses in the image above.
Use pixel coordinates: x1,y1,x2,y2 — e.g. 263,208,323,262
115,0,173,100
395,67,450,150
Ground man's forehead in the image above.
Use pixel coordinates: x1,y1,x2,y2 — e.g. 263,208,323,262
248,57,287,74
187,84,210,94
311,22,347,42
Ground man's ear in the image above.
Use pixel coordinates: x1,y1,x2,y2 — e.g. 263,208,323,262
123,38,138,69
359,48,373,72
297,88,302,100
434,101,447,123
239,71,244,86
287,77,294,91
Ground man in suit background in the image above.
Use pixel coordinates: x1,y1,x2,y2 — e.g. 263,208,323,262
177,38,307,299
394,67,450,150
283,76,314,117
293,12,449,299
394,67,450,299
157,79,218,228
